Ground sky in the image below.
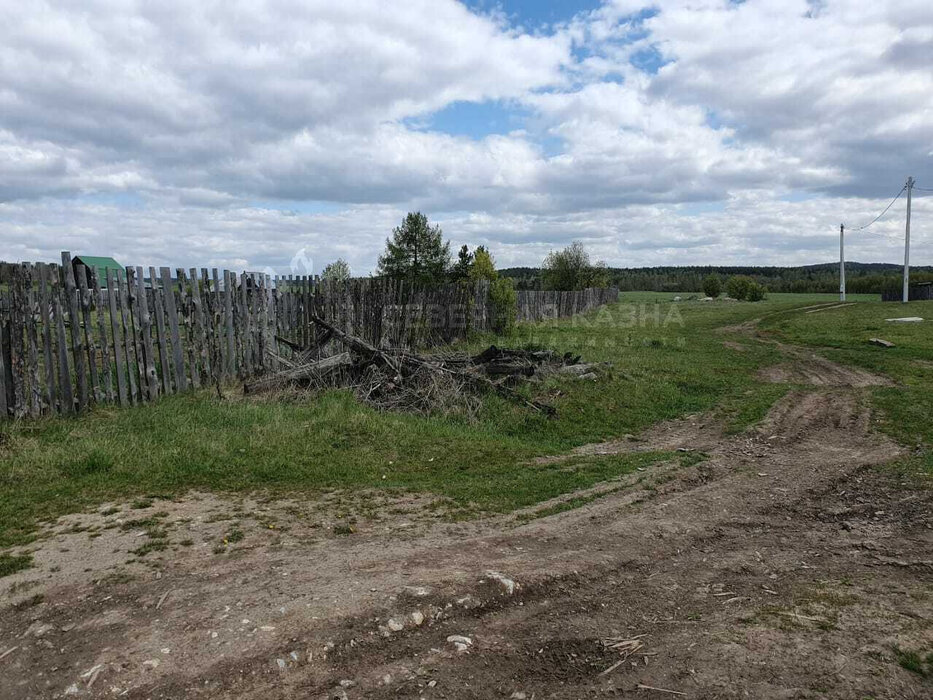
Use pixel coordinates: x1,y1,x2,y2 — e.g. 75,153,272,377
1,0,931,276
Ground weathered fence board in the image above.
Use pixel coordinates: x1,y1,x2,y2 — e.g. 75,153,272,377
106,268,128,406
160,267,186,393
37,263,57,411
61,252,88,410
91,268,114,403
150,266,173,397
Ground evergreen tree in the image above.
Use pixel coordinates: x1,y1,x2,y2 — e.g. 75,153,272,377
377,212,450,285
452,244,474,282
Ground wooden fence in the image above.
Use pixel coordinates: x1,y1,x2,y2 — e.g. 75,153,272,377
0,253,617,420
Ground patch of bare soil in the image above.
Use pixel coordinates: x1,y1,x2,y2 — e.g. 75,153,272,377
758,345,893,387
1,357,930,698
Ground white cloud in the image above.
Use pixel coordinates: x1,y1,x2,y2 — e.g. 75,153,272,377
0,0,930,271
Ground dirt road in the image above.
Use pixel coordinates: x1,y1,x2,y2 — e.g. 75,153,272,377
1,341,931,699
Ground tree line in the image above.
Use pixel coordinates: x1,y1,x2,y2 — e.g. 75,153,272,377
501,262,933,295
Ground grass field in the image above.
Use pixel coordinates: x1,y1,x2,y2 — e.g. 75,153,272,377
1,291,929,551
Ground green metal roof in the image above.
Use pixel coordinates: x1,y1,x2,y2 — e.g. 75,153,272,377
72,255,123,270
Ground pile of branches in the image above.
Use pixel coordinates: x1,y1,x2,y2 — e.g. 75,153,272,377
245,314,607,417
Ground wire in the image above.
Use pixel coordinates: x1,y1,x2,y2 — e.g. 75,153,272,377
913,185,933,192
847,185,906,231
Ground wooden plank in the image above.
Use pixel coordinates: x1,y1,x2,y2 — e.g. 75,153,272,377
23,264,42,417
76,264,102,404
261,274,272,371
198,267,213,383
201,268,220,388
115,268,139,404
52,267,74,414
149,266,173,395
238,272,251,377
223,270,235,378
160,267,187,392
60,251,88,410
299,276,308,347
212,268,226,381
126,267,148,401
9,265,28,417
135,266,160,399
0,306,8,419
90,268,113,404
106,268,128,406
190,267,211,383
177,269,200,390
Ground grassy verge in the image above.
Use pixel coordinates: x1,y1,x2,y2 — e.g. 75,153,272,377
0,292,892,547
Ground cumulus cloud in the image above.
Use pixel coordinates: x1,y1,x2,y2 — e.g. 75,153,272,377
0,0,930,271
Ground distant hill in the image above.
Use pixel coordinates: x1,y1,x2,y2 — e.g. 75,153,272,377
500,262,933,295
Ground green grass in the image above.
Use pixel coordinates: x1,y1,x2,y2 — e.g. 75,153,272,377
0,552,34,578
0,292,925,549
893,645,932,677
760,299,933,477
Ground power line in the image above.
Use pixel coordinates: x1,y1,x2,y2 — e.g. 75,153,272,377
913,185,933,192
847,184,906,231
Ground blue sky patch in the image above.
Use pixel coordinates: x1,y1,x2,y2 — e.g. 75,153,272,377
464,0,603,27
407,99,529,139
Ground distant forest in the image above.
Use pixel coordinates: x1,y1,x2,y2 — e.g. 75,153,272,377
501,262,933,295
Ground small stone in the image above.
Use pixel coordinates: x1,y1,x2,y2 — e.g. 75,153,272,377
410,611,425,626
387,618,405,632
405,585,431,597
276,658,287,670
868,338,895,348
382,674,392,685
485,570,517,595
511,693,528,699
64,684,80,695
339,679,355,688
428,680,437,688
142,659,160,669
447,634,473,653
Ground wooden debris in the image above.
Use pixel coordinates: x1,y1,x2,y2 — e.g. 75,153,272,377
247,315,609,417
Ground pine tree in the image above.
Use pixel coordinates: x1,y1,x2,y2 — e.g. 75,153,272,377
452,244,474,282
377,212,451,285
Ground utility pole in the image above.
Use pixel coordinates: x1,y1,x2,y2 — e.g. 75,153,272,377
903,176,914,303
839,223,846,301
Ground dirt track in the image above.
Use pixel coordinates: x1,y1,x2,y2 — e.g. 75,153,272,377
1,339,931,699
